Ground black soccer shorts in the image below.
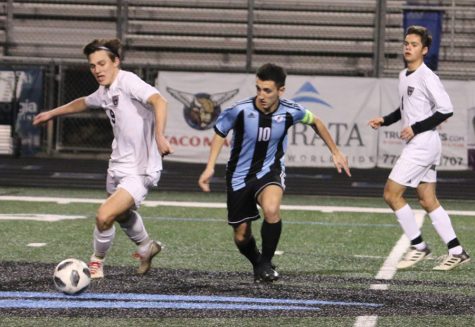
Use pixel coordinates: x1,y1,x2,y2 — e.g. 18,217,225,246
226,171,285,226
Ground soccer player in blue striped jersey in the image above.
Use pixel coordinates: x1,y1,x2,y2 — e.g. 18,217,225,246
199,63,351,282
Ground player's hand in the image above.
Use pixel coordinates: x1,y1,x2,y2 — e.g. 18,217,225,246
198,167,214,192
368,117,384,129
156,134,173,157
400,126,415,142
332,150,351,177
33,111,53,126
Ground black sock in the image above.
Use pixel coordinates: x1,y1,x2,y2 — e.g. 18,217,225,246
447,238,460,250
410,235,424,246
235,236,260,266
261,220,282,263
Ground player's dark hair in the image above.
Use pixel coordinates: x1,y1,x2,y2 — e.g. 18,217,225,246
405,25,432,50
256,63,286,88
83,38,122,61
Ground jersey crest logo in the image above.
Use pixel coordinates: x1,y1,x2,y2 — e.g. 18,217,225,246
167,87,239,130
112,95,119,106
407,86,415,96
273,115,286,123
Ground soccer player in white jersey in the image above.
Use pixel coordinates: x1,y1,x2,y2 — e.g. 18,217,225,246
369,26,470,271
33,38,173,278
199,63,351,282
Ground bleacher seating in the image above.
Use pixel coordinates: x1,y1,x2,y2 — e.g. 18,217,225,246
385,0,475,79
0,0,475,78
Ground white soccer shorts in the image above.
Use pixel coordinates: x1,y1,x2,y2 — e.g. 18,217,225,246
106,170,161,208
388,158,437,188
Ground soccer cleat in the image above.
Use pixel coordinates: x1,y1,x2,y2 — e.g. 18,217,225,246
433,250,471,271
88,255,104,279
397,246,431,269
133,240,162,275
254,261,279,283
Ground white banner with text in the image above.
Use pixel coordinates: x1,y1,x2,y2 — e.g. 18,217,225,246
157,72,473,170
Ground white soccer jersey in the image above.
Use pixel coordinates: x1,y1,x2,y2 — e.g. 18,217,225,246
85,70,162,175
398,63,453,165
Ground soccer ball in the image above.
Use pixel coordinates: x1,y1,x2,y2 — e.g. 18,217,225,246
53,258,91,295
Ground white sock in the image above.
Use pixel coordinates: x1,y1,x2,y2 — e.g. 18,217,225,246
119,210,150,245
429,206,462,255
93,225,115,258
395,204,426,250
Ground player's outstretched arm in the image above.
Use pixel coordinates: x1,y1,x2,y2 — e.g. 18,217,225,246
33,97,88,126
368,117,384,129
311,117,351,177
149,93,173,157
369,108,401,130
198,133,226,192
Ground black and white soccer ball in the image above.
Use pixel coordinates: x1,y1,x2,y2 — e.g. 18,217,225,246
53,258,91,295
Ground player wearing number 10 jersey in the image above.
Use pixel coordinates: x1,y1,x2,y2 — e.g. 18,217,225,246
199,63,351,282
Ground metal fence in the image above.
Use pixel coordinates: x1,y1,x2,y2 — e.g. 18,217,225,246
1,0,474,154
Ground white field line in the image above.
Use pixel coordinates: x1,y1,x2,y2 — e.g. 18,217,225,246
0,213,87,221
354,316,378,327
354,212,426,327
370,211,425,289
1,195,475,216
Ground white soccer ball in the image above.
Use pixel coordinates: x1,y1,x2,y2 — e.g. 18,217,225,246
53,258,91,295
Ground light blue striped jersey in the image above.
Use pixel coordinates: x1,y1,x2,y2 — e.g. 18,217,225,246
214,96,306,191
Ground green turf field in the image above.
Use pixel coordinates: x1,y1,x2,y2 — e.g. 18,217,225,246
0,186,474,326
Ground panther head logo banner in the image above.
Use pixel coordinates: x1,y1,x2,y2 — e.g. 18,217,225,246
167,87,239,130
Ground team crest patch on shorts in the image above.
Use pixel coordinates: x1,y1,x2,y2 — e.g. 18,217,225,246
112,95,119,106
407,86,415,96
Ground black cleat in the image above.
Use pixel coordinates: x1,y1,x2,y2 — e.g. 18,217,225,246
254,261,279,283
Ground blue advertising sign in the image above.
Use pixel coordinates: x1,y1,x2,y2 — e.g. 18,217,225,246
1,69,44,155
403,10,443,71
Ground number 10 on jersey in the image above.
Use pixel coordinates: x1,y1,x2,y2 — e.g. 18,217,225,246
258,127,271,142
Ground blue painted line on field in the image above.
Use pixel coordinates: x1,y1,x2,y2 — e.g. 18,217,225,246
0,291,382,310
0,299,319,311
150,216,398,228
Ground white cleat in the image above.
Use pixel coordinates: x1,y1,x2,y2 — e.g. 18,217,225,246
397,246,431,269
433,250,470,271
133,240,162,275
88,255,104,279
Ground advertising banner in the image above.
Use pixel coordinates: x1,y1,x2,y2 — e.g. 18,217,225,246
0,69,43,155
466,81,475,170
158,71,472,170
157,72,251,163
157,72,380,168
283,76,379,168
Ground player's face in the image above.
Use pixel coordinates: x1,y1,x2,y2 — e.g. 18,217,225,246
403,34,428,67
88,50,120,87
255,78,285,113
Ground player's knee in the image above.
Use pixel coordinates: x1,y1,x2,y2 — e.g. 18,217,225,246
262,206,280,222
96,209,115,232
419,198,439,212
383,189,395,206
234,231,249,244
233,223,250,243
